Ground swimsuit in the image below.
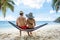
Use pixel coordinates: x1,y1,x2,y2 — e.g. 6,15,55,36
18,26,27,29
18,26,34,29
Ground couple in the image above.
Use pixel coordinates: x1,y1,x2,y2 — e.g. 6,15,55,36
16,11,36,36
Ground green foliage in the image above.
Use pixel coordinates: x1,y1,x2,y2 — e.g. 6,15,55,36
52,0,60,12
54,17,60,23
7,2,14,12
0,0,1,9
1,0,15,17
52,0,57,9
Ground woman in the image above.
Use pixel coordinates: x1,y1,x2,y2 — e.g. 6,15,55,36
26,12,36,35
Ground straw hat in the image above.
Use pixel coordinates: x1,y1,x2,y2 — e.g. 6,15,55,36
26,12,34,18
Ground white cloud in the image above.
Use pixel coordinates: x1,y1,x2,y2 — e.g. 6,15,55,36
22,0,45,9
34,13,57,21
0,16,5,21
14,0,45,9
5,15,16,21
46,0,52,3
50,10,56,14
0,16,16,21
35,16,55,21
58,10,60,13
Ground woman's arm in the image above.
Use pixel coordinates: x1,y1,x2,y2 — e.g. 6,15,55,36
34,19,36,26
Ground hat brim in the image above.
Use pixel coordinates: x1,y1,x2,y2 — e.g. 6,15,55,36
26,14,34,18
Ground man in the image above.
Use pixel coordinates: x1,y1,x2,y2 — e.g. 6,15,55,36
16,11,27,29
26,12,36,36
16,11,27,36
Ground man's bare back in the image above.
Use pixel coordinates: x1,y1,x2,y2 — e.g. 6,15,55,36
16,16,26,27
16,11,27,29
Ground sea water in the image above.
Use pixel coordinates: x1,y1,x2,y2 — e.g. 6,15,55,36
0,21,60,40
0,21,59,30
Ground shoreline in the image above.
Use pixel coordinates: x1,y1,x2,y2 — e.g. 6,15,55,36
0,24,60,40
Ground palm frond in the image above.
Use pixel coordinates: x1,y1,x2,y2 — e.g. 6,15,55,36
52,0,60,12
2,7,6,17
7,2,14,12
55,0,60,5
7,0,15,5
55,6,59,12
1,0,15,17
0,0,1,9
52,0,57,10
55,1,60,12
9,1,15,5
2,4,6,17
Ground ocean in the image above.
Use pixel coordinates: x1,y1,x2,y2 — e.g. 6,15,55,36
0,21,59,29
0,21,60,40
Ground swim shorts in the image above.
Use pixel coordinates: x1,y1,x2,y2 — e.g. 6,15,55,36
18,26,27,29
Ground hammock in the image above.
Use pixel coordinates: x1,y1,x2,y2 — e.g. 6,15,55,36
8,21,48,32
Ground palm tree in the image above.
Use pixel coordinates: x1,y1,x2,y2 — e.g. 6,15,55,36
0,0,1,9
0,0,15,17
52,0,60,22
54,17,60,22
52,0,60,12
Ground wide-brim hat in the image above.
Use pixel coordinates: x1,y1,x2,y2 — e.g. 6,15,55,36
26,12,34,18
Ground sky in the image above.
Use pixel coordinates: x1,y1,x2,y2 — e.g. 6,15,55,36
0,0,60,21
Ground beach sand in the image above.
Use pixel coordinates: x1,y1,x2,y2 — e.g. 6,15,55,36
0,24,60,40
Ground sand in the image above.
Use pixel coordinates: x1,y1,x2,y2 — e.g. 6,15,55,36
0,24,60,40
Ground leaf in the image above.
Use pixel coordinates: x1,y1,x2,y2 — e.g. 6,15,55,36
1,0,15,17
52,0,57,10
0,0,1,9
55,5,59,12
1,1,7,17
10,1,15,5
7,0,15,5
7,2,14,12
2,6,6,17
52,0,60,12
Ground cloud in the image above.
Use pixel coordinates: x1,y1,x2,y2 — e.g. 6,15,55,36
46,0,52,3
22,0,45,9
14,0,45,9
0,16,16,21
58,10,60,13
35,16,55,21
5,15,16,21
50,10,60,13
34,13,57,21
0,16,5,21
50,10,56,14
